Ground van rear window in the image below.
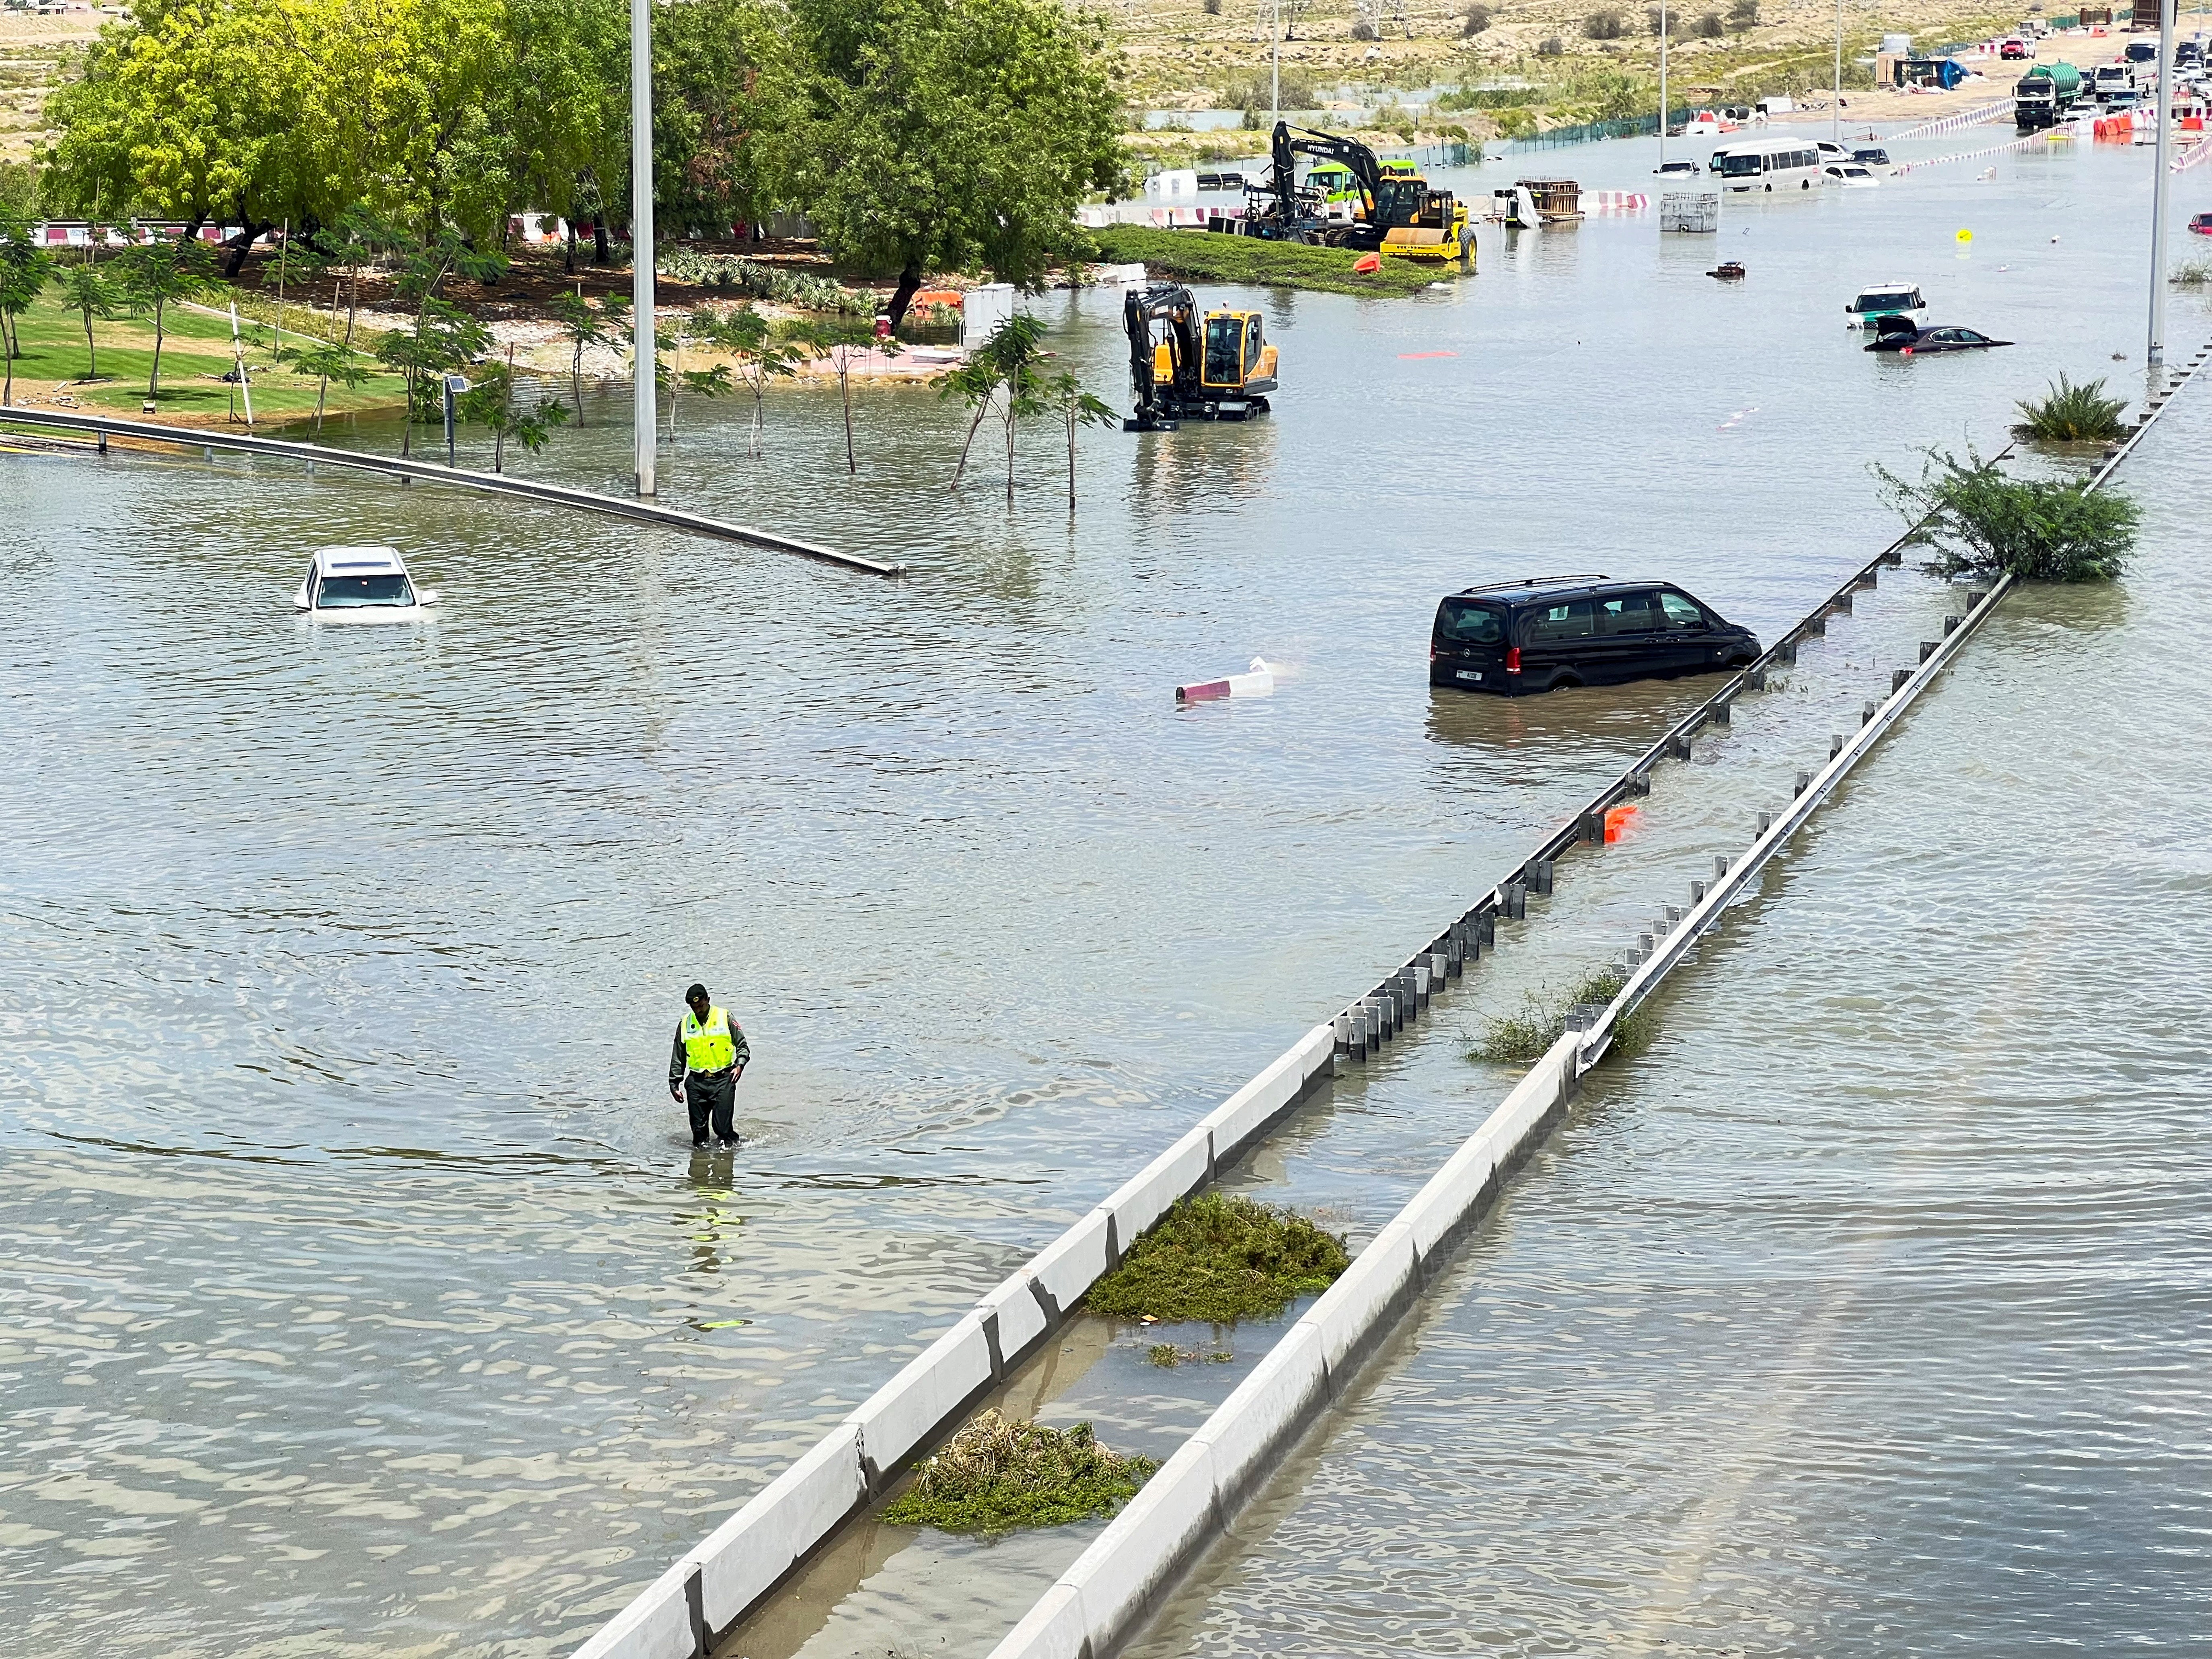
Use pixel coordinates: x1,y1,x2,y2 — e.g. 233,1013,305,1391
1436,599,1504,647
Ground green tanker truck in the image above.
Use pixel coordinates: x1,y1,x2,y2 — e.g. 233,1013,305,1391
2015,62,2084,129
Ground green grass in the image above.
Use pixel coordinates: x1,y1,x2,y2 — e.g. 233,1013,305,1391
1472,968,1657,1065
1088,224,1455,299
1083,1192,1350,1325
3,290,404,420
878,1410,1156,1535
2011,374,2129,443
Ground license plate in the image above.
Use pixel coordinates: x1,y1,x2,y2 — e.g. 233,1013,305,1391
1455,670,1483,683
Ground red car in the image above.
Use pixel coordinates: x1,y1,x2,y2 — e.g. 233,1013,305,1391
2000,37,2029,58
2190,212,2212,236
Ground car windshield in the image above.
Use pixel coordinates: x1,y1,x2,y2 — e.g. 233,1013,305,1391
1435,599,1504,647
317,573,413,607
1719,152,1766,176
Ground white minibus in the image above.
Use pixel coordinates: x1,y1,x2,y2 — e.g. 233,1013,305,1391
1715,137,1828,193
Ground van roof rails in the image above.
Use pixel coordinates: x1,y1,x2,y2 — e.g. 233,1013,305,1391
1458,572,1612,595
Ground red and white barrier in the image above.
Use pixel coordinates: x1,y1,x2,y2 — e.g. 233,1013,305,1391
1894,128,2056,174
1583,191,1649,213
1888,97,2015,141
1176,657,1275,703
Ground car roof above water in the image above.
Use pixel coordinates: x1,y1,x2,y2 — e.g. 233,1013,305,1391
1447,575,1651,608
312,544,407,575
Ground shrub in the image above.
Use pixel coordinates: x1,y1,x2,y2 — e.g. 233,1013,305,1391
879,1411,1156,1534
1695,10,1724,35
1875,447,2139,582
1084,1192,1351,1324
1726,0,1758,27
1351,17,1379,39
1585,8,1626,36
1204,0,1222,12
1463,2,1492,31
1472,969,1656,1065
1647,4,1674,33
2011,374,2129,442
1536,34,1566,53
2169,256,2212,286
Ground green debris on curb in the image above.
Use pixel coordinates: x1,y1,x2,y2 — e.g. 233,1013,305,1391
1472,968,1656,1065
879,1409,1157,1535
1084,1192,1350,1325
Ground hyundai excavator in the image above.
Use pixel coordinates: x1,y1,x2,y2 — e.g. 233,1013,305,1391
1245,121,1470,263
1123,282,1278,432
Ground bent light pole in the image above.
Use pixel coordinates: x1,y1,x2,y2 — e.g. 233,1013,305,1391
631,0,657,495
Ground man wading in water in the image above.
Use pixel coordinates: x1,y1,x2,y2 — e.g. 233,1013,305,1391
670,982,749,1147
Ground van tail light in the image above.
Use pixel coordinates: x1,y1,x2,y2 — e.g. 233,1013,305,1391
1429,644,1436,662
1506,646,1522,674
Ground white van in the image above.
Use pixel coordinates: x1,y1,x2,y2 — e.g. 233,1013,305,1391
1715,137,1829,192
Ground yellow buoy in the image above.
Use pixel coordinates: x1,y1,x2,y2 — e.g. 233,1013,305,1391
1956,228,1973,245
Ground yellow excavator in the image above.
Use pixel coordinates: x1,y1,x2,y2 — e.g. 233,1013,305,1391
1244,122,1472,264
1123,282,1279,432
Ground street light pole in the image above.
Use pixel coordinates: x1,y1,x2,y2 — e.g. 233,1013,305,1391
1659,0,1668,167
2150,0,2175,365
1271,0,1280,125
631,0,657,496
1834,0,1844,144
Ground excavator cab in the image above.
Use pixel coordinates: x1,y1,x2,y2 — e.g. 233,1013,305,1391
1201,311,1277,393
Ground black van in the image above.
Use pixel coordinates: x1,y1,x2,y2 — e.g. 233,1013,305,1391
1430,575,1760,694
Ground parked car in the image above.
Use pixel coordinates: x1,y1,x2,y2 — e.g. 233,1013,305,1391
2001,37,2029,58
2189,210,2212,235
1825,162,1881,187
2126,38,2158,62
1865,317,2014,354
292,545,438,623
1655,158,1702,176
1852,146,1894,167
1430,576,1760,695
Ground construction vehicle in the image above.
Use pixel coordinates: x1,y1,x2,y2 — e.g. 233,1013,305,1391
1122,282,1278,432
1243,122,1471,262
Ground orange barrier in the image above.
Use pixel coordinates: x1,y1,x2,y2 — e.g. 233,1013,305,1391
1353,252,1382,274
1603,804,1640,844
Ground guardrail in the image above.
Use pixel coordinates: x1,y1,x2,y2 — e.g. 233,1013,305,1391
0,407,902,578
983,332,2212,1659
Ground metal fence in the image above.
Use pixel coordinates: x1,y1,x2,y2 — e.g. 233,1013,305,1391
1508,107,1697,152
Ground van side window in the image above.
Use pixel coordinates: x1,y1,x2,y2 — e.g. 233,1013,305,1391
1659,592,1707,630
1527,600,1595,641
1597,592,1661,635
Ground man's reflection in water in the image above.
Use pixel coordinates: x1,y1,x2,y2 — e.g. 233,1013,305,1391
683,1145,741,1275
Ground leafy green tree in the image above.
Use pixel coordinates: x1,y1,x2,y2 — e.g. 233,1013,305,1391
459,348,572,471
288,338,379,437
114,234,218,408
0,206,56,407
784,0,1125,329
704,307,802,454
49,261,127,382
546,289,627,424
373,228,501,455
1875,448,2139,582
651,0,794,237
937,311,1047,503
1047,369,1116,517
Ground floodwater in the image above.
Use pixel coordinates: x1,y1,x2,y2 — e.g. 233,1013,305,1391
2,125,2206,1659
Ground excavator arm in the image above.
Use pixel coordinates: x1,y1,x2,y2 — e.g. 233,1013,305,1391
1124,281,1201,431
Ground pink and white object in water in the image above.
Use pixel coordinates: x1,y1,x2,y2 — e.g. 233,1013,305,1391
1176,657,1276,703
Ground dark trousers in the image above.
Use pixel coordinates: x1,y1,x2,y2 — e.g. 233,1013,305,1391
685,1068,738,1141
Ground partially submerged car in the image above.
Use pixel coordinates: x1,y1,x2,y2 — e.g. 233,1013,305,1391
1865,317,2013,354
1431,576,1760,695
1845,282,1926,328
1825,162,1881,187
293,545,439,623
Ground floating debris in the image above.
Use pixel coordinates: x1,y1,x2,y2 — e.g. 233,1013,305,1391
1085,1192,1349,1324
879,1410,1156,1534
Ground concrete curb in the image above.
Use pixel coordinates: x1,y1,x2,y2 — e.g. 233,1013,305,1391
0,407,902,577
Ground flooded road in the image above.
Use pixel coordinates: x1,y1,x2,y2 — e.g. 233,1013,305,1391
1131,379,2212,1659
2,126,2206,1657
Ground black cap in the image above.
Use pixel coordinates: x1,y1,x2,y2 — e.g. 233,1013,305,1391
685,982,709,1002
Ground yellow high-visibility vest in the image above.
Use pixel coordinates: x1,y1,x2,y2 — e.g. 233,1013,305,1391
682,1005,737,1071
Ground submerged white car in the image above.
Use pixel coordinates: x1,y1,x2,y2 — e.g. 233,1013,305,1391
1824,162,1881,188
292,545,439,623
